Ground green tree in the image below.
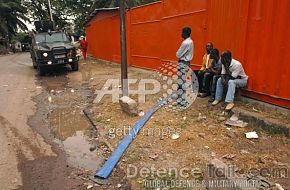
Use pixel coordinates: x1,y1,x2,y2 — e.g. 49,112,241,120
12,32,26,43
23,0,95,34
0,0,29,40
23,0,159,35
23,0,50,21
57,0,96,35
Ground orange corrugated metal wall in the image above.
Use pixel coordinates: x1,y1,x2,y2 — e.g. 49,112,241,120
86,0,290,108
86,11,121,63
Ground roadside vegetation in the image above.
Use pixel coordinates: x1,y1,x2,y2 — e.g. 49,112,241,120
0,0,159,51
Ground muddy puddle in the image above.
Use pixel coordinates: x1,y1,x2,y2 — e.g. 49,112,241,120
38,71,105,172
62,130,104,170
50,107,89,140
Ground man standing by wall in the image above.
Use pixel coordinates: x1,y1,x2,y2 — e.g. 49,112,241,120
212,51,248,110
175,27,194,107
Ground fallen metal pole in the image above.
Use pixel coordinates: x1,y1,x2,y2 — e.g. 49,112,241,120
94,97,169,179
83,109,97,127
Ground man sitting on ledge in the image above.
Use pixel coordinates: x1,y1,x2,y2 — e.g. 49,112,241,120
212,51,248,110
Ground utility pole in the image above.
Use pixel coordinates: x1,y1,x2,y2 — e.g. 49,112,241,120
48,0,53,21
119,0,128,96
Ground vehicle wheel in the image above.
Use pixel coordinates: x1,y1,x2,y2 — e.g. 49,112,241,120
37,65,45,76
71,61,79,71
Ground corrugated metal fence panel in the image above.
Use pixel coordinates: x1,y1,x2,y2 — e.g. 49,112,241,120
129,2,163,69
161,0,207,69
207,0,249,62
162,0,207,17
86,11,121,63
243,0,290,107
129,0,208,70
85,0,290,108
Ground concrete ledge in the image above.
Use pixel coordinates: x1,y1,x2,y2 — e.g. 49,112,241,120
239,97,290,114
234,108,290,138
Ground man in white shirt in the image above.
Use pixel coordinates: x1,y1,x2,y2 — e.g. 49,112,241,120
176,27,194,62
212,51,248,110
175,27,194,107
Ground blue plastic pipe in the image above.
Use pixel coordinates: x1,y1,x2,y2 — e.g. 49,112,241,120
94,97,168,179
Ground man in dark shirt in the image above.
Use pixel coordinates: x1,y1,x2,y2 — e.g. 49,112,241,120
197,42,214,97
208,48,221,102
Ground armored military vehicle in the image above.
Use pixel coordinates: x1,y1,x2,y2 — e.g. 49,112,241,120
30,21,79,75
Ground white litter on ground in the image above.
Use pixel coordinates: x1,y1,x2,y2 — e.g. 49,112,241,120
252,107,259,112
245,131,259,139
225,115,248,128
229,114,239,121
275,183,284,190
171,133,180,140
138,111,145,117
86,184,93,189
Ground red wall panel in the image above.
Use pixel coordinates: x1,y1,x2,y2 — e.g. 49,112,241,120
86,12,121,63
160,11,207,69
86,0,290,108
162,0,207,17
243,0,290,106
129,2,162,70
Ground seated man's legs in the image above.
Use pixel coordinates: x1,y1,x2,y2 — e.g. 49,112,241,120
213,78,247,109
197,71,205,93
225,79,247,103
201,72,213,96
209,75,220,101
212,77,223,105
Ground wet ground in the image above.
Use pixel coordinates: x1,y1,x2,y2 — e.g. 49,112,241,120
0,53,289,190
0,53,129,189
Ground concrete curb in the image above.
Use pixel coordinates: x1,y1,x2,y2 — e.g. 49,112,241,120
234,108,290,138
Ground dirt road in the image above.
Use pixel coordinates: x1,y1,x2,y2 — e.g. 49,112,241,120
0,53,58,189
0,53,95,190
0,53,128,190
